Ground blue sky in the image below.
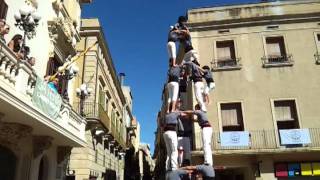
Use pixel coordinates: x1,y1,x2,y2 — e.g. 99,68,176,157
82,0,260,153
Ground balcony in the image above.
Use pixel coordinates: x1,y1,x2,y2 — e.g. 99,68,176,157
0,42,86,147
211,58,242,71
193,128,320,155
262,54,294,67
73,102,111,131
315,52,320,64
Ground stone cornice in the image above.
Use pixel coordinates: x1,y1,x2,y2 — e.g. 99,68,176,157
188,12,320,31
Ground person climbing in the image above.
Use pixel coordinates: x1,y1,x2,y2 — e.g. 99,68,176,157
202,65,215,104
163,111,182,171
175,16,191,49
176,99,192,167
167,16,191,67
165,169,192,180
179,104,213,166
193,104,213,166
167,26,179,67
167,59,182,113
181,164,215,180
188,61,207,112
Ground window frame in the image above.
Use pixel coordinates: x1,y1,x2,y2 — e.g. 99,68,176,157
212,37,242,71
313,31,320,64
270,98,302,147
262,34,293,67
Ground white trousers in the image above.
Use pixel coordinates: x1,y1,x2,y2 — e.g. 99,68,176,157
177,137,191,163
163,130,178,171
194,81,207,112
182,49,199,64
167,81,179,103
204,82,215,95
167,41,176,59
202,127,213,166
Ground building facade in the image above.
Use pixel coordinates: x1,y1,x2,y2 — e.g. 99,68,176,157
154,0,320,180
68,18,135,180
0,0,91,180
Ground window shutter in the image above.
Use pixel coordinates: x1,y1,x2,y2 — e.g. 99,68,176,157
222,108,240,126
267,42,281,57
275,105,294,121
217,47,231,60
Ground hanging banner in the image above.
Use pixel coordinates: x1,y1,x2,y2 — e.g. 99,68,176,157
220,131,249,147
32,77,62,119
279,129,311,145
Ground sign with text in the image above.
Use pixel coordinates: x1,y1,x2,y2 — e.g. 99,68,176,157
32,77,62,119
279,129,311,145
220,131,249,147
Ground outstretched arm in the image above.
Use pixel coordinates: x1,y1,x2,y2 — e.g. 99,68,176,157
179,110,194,117
179,111,198,122
180,165,196,170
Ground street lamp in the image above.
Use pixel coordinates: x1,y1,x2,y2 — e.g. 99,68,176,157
14,5,41,58
60,62,79,100
59,62,79,80
76,83,92,116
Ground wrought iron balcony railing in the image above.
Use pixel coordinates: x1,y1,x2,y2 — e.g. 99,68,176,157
211,58,242,71
193,128,320,153
73,102,111,131
262,54,294,67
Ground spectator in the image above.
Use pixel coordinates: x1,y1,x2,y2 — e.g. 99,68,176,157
44,75,51,83
21,46,30,60
27,57,36,66
0,24,9,43
8,34,24,59
48,78,59,93
0,19,5,29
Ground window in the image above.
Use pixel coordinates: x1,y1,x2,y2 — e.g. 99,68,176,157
0,0,8,19
111,110,115,127
264,36,292,64
316,34,320,64
266,37,286,57
213,40,241,70
217,40,236,61
220,103,244,131
98,85,104,105
274,100,299,130
46,56,68,97
95,149,98,163
103,154,106,166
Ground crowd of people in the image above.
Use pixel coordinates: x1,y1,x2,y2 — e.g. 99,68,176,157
163,16,216,180
0,19,36,67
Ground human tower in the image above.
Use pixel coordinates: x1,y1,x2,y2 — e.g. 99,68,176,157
163,16,216,180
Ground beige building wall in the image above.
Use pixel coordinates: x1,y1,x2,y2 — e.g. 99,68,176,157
69,18,130,180
185,1,320,179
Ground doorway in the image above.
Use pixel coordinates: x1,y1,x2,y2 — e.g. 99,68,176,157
0,146,16,180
